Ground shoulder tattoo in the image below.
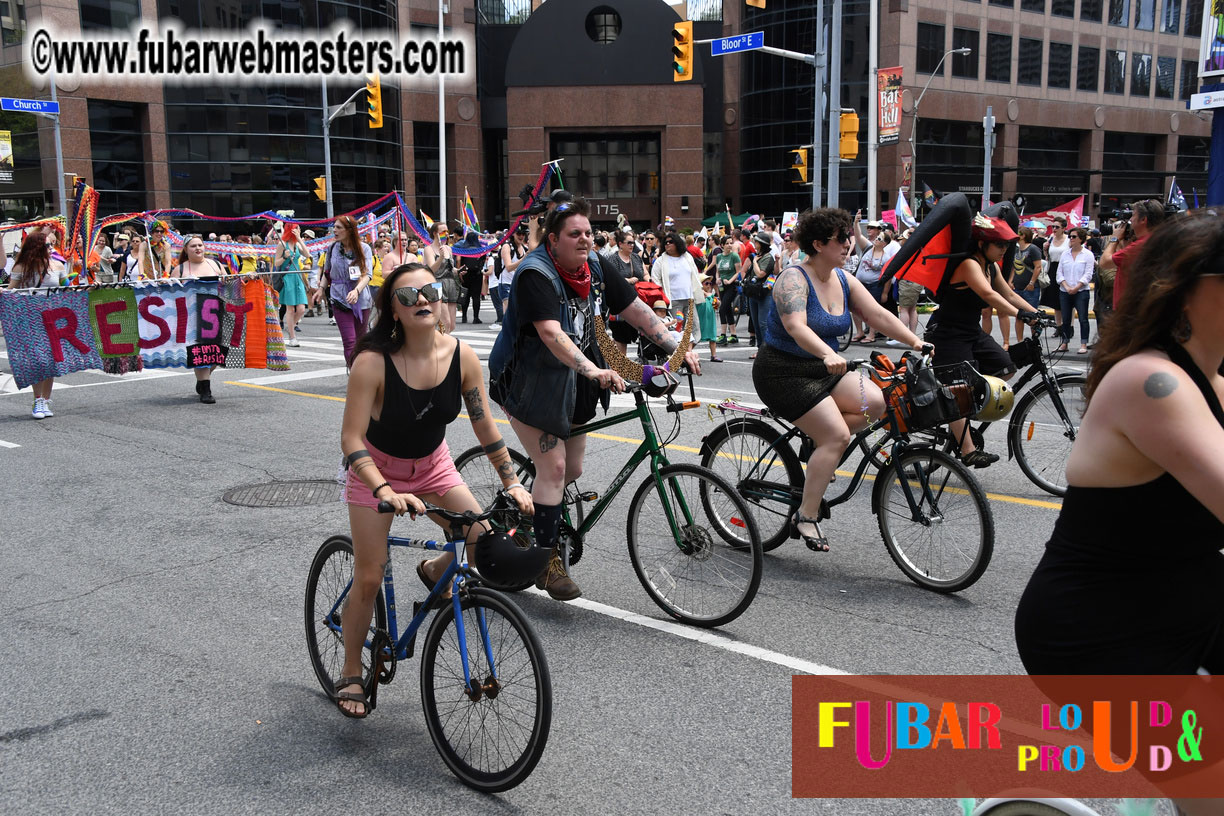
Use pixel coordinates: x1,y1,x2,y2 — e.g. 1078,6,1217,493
1142,372,1178,399
774,269,808,315
461,385,485,420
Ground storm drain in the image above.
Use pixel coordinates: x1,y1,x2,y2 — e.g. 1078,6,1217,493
223,480,342,508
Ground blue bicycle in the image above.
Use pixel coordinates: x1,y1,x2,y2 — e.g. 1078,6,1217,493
304,498,552,793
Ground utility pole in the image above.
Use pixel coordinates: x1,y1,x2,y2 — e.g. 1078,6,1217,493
982,106,996,205
826,0,841,206
437,0,447,225
812,0,825,209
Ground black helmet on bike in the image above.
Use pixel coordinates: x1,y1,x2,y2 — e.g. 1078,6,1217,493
474,531,551,587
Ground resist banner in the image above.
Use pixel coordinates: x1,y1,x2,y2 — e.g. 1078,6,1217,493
877,67,903,145
0,279,289,388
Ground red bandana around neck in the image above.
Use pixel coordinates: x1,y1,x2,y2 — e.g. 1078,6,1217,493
546,245,591,298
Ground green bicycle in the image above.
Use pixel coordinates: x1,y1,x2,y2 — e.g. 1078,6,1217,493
456,372,764,628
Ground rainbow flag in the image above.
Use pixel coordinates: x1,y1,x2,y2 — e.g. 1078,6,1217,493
420,210,434,230
461,188,481,233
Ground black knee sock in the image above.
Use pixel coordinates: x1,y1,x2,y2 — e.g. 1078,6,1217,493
532,503,563,550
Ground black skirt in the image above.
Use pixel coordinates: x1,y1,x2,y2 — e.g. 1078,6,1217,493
751,343,844,422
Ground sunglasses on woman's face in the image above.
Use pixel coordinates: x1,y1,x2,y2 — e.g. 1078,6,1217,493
394,282,443,305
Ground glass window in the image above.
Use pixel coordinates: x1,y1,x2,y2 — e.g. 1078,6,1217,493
952,29,978,78
1052,0,1075,15
81,0,140,30
1018,38,1043,86
917,23,946,75
1077,45,1100,91
1049,42,1073,88
1185,0,1202,35
2,0,26,46
1161,0,1181,32
1018,127,1083,170
989,0,1014,6
1155,56,1176,99
1134,0,1155,29
1131,52,1152,96
1105,49,1127,93
1181,59,1198,100
1021,0,1044,11
986,33,1012,82
88,100,148,215
1108,0,1130,25
1082,0,1103,19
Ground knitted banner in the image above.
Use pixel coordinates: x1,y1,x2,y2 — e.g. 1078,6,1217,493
0,279,289,388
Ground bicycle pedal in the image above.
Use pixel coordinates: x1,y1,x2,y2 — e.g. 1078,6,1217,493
576,491,598,502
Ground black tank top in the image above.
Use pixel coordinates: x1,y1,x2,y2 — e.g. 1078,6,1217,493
365,342,462,459
933,262,995,331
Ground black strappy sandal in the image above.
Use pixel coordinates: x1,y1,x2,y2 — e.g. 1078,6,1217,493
791,511,830,552
334,675,369,719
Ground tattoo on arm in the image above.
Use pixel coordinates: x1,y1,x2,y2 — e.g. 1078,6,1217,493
482,438,506,455
539,432,559,453
1143,372,1179,399
773,270,809,315
553,330,597,376
496,459,517,481
462,386,485,421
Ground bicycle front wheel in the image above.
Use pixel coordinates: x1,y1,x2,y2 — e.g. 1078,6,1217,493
420,588,551,793
1008,374,1087,496
453,445,536,508
304,535,388,697
628,464,763,627
876,448,994,593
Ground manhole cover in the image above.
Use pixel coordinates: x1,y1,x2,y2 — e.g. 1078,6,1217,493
223,480,342,508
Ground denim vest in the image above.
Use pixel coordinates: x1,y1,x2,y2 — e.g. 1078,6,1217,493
488,246,607,438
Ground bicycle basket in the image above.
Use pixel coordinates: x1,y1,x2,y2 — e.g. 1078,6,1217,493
907,361,986,430
1007,340,1038,368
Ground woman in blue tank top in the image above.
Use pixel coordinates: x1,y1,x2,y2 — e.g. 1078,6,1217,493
752,208,928,552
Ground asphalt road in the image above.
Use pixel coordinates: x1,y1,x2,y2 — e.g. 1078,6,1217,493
0,310,1099,815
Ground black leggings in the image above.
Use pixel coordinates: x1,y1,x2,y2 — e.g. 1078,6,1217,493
719,286,738,326
459,270,484,319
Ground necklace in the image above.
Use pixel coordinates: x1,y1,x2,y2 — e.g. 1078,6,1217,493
396,337,440,421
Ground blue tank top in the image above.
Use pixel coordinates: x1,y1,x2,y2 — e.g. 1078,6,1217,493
762,265,852,358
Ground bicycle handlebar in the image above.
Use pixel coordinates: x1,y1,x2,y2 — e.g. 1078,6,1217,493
376,488,525,523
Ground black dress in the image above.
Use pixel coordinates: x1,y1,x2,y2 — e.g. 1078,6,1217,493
1014,343,1224,674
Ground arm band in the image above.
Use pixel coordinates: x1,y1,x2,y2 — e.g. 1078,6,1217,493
482,439,507,455
346,448,372,467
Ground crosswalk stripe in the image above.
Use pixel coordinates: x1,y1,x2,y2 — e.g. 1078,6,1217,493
235,367,349,385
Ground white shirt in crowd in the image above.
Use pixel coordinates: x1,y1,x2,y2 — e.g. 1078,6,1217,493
1056,246,1095,291
654,253,692,300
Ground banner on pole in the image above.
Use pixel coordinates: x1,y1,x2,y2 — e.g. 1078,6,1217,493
0,130,13,184
877,67,904,145
0,279,289,389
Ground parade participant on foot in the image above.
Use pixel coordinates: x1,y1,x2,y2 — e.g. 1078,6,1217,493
178,236,226,404
323,216,374,366
488,197,701,600
335,262,532,718
924,214,1040,467
138,221,174,279
752,208,927,552
7,233,66,419
274,224,309,347
423,222,459,332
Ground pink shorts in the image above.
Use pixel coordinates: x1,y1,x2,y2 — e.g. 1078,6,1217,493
345,440,465,509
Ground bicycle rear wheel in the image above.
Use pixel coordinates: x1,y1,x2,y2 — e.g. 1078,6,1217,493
1008,374,1087,496
627,463,763,627
420,588,551,793
699,418,802,551
304,535,388,696
876,448,993,593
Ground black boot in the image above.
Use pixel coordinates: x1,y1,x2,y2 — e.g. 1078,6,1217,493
196,380,216,404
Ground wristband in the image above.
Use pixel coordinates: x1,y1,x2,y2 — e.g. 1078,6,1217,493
504,482,523,491
371,481,392,498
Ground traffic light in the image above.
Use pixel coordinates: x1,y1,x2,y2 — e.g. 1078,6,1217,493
839,111,859,161
313,176,326,202
365,74,383,128
745,0,767,7
788,148,809,184
672,21,693,82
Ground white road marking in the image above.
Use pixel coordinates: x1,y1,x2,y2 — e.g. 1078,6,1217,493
284,350,346,362
525,588,848,675
0,368,190,395
235,367,349,385
0,439,20,448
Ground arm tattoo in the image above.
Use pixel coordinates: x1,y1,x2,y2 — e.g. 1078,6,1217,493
539,432,560,453
496,459,517,481
462,386,485,421
1143,372,1178,399
482,438,507,455
773,270,809,315
553,330,597,376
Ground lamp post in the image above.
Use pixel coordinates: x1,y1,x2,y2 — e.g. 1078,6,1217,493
908,47,972,218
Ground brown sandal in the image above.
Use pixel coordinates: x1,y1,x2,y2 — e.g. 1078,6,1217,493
334,675,368,719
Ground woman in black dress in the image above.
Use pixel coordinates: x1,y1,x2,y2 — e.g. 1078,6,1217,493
1015,210,1224,677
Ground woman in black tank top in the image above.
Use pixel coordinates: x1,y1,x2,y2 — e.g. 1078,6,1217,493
332,263,533,719
1015,210,1224,681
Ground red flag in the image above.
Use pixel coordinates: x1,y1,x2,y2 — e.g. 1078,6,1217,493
890,224,953,292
